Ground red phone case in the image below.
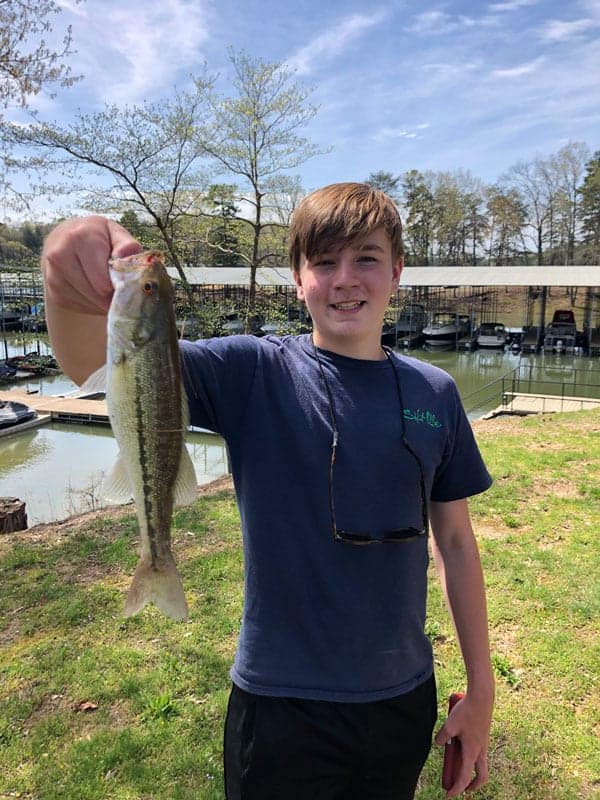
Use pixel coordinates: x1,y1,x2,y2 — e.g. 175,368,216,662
442,692,464,790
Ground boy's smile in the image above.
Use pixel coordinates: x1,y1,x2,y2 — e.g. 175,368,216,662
293,227,402,360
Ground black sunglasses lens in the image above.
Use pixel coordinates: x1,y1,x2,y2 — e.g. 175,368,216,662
336,528,425,545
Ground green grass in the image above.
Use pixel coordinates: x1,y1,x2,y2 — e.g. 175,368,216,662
1,410,599,799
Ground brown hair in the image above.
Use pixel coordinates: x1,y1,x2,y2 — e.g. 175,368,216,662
288,182,403,272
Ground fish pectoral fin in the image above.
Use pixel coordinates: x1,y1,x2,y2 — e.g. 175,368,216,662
173,445,198,508
124,555,188,622
78,363,107,394
102,455,134,503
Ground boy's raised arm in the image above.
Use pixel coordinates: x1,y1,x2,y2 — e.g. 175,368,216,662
41,216,142,385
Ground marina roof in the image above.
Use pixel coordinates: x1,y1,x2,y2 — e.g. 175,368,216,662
167,265,600,288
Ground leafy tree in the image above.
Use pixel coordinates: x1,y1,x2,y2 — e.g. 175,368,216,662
578,151,600,264
485,185,527,265
4,81,215,302
200,49,323,315
365,171,400,199
0,0,82,109
549,141,589,266
205,184,242,268
400,170,435,265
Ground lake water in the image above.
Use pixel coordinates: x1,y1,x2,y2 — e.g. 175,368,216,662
2,334,599,525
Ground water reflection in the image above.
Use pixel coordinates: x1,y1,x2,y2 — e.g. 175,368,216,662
0,422,228,526
0,429,52,477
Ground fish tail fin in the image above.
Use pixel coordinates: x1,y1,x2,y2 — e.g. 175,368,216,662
124,554,188,621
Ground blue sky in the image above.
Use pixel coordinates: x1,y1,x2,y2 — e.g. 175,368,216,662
8,0,600,206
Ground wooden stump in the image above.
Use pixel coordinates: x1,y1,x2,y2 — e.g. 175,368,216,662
0,497,27,533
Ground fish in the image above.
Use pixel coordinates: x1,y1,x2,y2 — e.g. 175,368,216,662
86,250,198,621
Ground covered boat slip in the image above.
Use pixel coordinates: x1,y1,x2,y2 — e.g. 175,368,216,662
167,265,600,355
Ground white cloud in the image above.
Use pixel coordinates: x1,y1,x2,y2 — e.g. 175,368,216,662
539,17,599,41
491,57,545,78
286,10,389,75
488,0,539,11
581,0,600,17
372,125,430,142
405,10,487,34
69,0,210,105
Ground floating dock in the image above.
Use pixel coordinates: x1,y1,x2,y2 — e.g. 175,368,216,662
485,392,600,418
0,389,109,428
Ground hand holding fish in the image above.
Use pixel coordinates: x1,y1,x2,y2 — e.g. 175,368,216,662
42,215,142,315
42,220,197,621
41,216,142,384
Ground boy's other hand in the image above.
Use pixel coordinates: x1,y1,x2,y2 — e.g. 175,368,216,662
435,691,492,797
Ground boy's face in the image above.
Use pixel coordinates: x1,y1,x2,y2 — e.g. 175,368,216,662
293,227,402,360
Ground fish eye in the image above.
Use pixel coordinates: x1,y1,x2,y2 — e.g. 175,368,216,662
143,281,158,295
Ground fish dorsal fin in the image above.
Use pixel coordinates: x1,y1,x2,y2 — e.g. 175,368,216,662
173,445,198,508
78,364,107,396
102,453,134,504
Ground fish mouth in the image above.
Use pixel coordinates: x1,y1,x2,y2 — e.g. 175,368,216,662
109,251,165,272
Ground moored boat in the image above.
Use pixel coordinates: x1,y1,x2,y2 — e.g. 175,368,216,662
422,311,471,347
543,310,578,354
0,400,37,429
476,322,509,349
382,303,428,346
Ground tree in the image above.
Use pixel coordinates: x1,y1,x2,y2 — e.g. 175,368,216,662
4,81,215,303
399,170,435,265
501,157,554,265
200,49,324,315
549,141,589,266
578,151,600,264
0,0,82,109
205,184,243,268
365,171,400,199
485,186,527,265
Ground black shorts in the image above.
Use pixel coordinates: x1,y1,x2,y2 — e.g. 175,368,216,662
224,674,437,800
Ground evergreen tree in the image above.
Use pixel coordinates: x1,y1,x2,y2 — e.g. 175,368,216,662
579,151,600,264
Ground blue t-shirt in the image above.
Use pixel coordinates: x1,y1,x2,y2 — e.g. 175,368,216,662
181,334,492,702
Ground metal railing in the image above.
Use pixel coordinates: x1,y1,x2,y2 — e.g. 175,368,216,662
463,363,600,417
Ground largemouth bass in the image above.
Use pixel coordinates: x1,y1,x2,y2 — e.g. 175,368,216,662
96,250,197,621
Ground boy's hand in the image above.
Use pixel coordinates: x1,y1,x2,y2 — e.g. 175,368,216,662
42,216,142,315
434,691,493,797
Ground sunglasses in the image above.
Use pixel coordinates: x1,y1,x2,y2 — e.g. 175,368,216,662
314,342,429,546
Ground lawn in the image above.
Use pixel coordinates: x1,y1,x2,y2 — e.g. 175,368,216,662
0,411,598,800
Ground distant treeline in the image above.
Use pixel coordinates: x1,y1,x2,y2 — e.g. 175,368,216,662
2,144,599,275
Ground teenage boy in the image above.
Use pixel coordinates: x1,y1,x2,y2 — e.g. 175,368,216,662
42,182,494,800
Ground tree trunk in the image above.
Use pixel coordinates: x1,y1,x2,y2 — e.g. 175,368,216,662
0,497,27,533
158,223,195,308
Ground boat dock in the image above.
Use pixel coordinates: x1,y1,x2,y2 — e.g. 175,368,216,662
0,389,110,433
485,391,600,418
0,389,220,438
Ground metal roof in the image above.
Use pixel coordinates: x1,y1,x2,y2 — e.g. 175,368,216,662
167,266,296,287
398,266,600,287
167,265,600,288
